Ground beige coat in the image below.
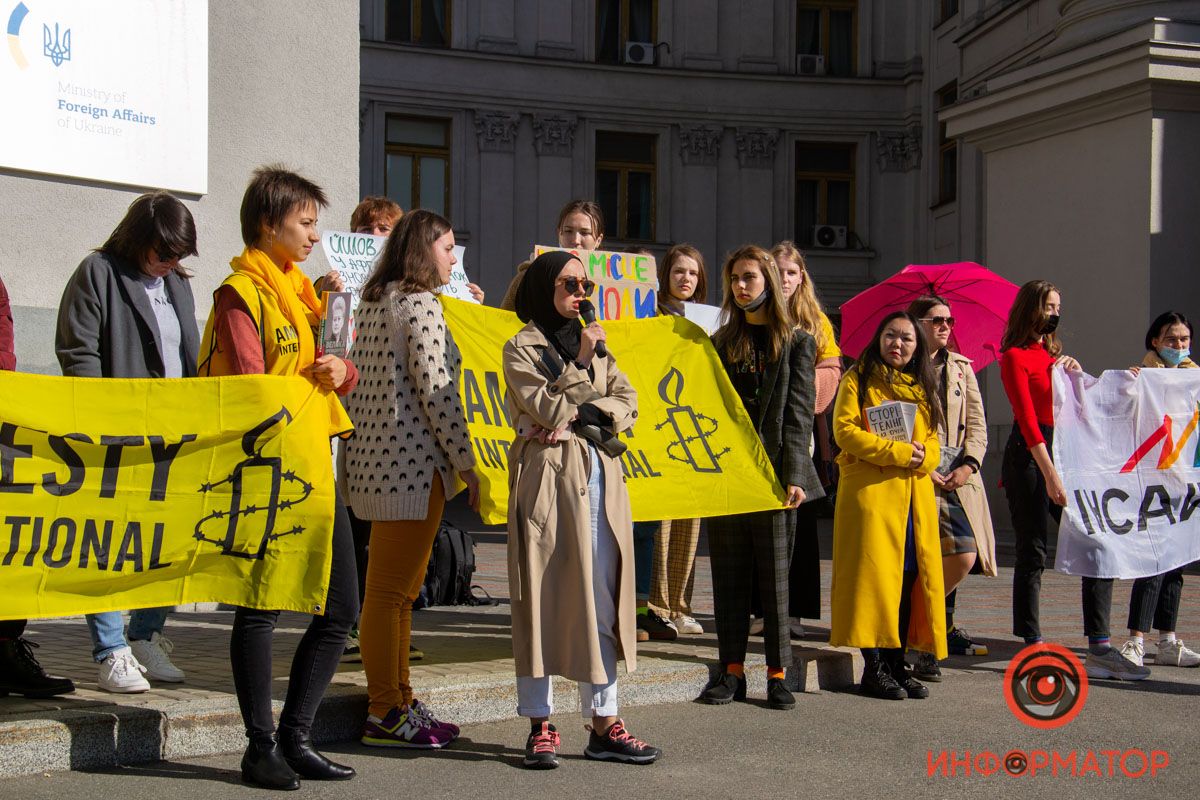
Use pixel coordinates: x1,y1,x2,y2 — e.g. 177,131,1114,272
938,351,997,576
502,323,639,684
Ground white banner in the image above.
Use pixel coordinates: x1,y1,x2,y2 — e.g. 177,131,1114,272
0,1,208,193
1053,367,1200,579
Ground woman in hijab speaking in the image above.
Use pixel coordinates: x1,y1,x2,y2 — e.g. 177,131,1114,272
502,250,661,770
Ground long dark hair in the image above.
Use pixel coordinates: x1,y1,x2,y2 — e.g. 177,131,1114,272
361,209,452,301
906,294,952,352
98,191,197,277
1145,311,1193,351
853,311,944,433
1000,279,1061,357
713,245,793,364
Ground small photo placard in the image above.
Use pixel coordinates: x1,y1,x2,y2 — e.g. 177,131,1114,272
319,291,352,358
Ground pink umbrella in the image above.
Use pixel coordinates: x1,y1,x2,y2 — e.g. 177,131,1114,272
838,262,1019,372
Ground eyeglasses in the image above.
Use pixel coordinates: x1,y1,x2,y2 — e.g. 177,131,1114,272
558,277,596,297
920,316,955,328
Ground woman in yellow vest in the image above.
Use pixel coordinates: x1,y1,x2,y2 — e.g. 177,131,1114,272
199,165,359,790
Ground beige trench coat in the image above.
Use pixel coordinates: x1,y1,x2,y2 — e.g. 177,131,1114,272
502,323,639,684
938,351,998,576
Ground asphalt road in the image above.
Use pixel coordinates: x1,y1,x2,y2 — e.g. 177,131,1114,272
3,649,1195,800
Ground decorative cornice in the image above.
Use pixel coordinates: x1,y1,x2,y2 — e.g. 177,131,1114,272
474,110,520,153
875,125,922,173
678,124,722,166
532,113,578,157
734,127,780,168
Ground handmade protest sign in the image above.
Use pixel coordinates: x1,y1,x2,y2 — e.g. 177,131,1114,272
320,230,385,315
0,372,338,619
533,246,658,320
440,297,784,524
1053,367,1200,579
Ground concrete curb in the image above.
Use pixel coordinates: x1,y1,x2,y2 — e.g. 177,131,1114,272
0,645,861,777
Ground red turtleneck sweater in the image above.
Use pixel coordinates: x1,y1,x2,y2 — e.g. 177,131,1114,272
1000,341,1055,448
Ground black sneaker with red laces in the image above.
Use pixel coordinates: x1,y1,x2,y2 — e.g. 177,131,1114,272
523,722,561,769
583,719,661,764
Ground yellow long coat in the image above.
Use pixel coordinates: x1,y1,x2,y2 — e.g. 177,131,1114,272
829,366,947,658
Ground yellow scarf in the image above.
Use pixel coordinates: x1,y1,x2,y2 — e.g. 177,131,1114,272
229,247,322,370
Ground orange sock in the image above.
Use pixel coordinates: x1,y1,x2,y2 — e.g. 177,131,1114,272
767,667,785,680
725,663,745,677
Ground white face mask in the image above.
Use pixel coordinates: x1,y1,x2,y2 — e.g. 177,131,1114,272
735,288,770,312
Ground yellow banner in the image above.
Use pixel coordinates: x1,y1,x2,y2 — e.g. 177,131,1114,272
0,373,338,619
441,297,785,525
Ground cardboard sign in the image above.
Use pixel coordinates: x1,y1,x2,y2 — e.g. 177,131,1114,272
533,245,658,320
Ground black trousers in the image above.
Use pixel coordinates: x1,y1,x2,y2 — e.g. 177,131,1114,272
230,498,359,742
709,509,795,669
1128,567,1184,633
1002,427,1112,640
0,620,26,638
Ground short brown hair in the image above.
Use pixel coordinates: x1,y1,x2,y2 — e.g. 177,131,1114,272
350,196,403,232
239,164,328,247
360,209,453,300
99,191,197,277
659,244,708,303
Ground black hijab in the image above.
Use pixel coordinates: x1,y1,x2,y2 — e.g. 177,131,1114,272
514,250,584,364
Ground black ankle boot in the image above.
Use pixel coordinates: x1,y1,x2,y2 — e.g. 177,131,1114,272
241,736,300,791
860,658,905,701
889,657,930,700
0,638,75,699
699,671,747,704
279,727,355,781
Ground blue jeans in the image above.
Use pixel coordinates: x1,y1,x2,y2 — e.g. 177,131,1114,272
86,607,171,662
632,521,657,602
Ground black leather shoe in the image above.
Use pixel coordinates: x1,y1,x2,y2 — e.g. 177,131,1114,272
892,662,930,699
0,638,75,698
860,660,905,701
279,728,356,781
700,671,747,705
766,677,796,710
241,738,301,791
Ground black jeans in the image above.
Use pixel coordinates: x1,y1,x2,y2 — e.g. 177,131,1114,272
230,498,359,743
1002,427,1112,640
1128,568,1184,633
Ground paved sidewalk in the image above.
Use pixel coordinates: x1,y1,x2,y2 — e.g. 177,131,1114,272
2,523,1195,776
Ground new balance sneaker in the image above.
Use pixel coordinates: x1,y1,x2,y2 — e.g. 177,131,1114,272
412,699,460,739
1155,638,1200,667
1119,638,1145,667
699,671,746,705
748,617,765,636
789,617,807,639
912,651,943,682
1085,647,1151,681
584,719,661,764
361,705,453,748
98,646,150,693
671,614,704,635
523,722,560,769
128,632,185,683
636,610,677,641
946,627,988,656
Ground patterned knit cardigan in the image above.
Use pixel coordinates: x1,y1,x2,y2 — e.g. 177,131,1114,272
343,288,476,520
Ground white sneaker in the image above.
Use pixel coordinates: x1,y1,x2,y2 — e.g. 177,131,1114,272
748,617,764,636
671,614,704,635
129,632,185,683
1086,647,1151,681
1156,638,1200,667
789,617,807,639
1119,639,1145,667
98,646,150,693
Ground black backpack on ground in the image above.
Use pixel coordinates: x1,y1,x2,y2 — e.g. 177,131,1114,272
414,522,496,608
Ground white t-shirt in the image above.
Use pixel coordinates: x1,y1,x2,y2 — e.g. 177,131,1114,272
140,274,183,378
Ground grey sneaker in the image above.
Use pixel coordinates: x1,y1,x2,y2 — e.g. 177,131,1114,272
912,651,942,682
1155,638,1200,667
1086,647,1151,681
1118,639,1144,667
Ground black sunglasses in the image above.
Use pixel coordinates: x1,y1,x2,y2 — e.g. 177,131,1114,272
558,277,596,297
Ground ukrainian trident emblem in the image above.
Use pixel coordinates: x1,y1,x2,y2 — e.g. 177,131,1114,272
194,407,314,560
655,367,729,473
42,21,70,66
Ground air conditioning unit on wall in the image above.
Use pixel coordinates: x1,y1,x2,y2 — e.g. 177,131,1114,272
812,224,848,249
625,41,655,65
797,54,826,76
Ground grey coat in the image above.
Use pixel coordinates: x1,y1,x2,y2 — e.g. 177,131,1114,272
717,327,825,502
55,252,199,378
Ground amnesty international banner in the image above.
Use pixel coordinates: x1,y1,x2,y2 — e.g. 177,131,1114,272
440,298,785,525
0,373,338,619
1053,367,1200,579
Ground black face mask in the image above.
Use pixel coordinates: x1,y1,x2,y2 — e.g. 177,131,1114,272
1039,314,1060,335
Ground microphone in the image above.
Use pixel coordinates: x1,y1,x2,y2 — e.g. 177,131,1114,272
577,299,608,358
